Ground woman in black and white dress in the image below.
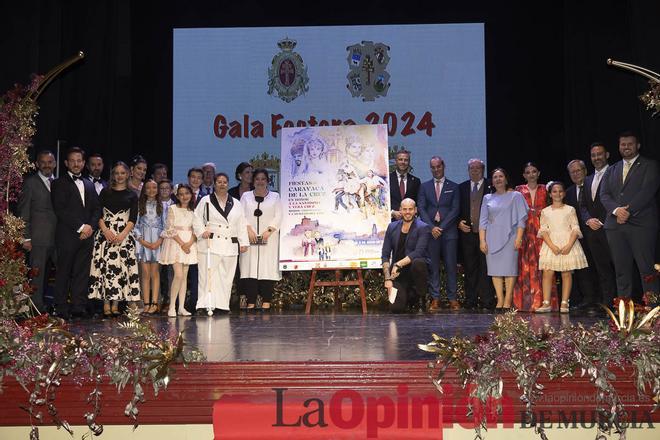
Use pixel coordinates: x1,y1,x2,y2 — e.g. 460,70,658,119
89,161,141,316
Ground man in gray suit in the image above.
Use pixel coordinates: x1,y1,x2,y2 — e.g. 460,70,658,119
17,150,58,312
600,131,660,300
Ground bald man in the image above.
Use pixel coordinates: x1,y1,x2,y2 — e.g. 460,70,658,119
382,198,431,313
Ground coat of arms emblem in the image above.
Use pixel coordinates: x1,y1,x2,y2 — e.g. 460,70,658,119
267,37,310,103
346,41,390,101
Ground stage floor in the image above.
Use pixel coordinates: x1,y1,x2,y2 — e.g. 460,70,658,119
68,310,602,362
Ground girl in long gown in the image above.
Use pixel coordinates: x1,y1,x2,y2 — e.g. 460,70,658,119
536,182,588,313
89,161,140,316
513,162,557,311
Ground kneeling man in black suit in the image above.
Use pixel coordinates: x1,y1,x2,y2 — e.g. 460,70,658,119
381,198,431,313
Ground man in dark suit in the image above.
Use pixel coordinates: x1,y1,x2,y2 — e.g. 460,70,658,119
86,153,108,195
17,150,58,313
417,156,461,311
51,147,101,319
600,131,660,299
580,143,617,309
389,149,421,221
565,159,597,311
382,198,431,313
458,158,495,310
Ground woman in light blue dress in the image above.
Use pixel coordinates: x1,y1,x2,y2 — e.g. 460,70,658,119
479,168,528,310
135,180,165,314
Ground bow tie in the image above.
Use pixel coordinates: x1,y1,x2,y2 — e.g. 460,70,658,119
93,178,102,184
71,174,82,181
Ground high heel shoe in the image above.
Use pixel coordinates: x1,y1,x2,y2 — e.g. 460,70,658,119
103,302,112,318
167,306,177,318
560,300,570,314
147,303,160,315
141,303,152,315
111,302,121,317
178,308,191,316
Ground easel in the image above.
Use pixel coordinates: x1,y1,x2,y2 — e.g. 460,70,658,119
305,268,367,315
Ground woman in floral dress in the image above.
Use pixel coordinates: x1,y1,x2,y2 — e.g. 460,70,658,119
513,162,557,311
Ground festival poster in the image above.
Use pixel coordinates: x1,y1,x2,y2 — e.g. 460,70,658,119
279,124,390,271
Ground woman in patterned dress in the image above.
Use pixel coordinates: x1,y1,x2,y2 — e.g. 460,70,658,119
89,161,141,317
513,162,557,311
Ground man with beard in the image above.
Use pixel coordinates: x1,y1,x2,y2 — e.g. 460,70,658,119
600,131,660,302
86,153,107,195
389,149,420,221
17,150,58,313
382,198,431,313
580,143,617,311
51,147,101,319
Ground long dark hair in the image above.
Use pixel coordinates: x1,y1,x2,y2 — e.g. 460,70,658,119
138,179,163,216
175,183,195,211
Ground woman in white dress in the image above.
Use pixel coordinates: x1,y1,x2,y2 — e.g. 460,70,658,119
536,181,588,313
159,184,198,317
240,169,282,310
194,172,249,315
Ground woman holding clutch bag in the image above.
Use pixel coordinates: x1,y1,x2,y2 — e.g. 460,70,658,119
240,169,282,311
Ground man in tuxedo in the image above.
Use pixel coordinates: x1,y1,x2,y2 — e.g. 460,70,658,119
600,131,660,300
51,147,101,319
382,198,431,313
86,153,107,195
580,143,617,309
17,150,58,313
417,156,461,311
389,149,421,221
458,159,495,310
565,159,597,311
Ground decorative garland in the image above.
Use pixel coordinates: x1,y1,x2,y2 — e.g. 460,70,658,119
419,297,659,440
0,56,204,439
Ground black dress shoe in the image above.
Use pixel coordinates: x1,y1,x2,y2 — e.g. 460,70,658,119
463,302,478,311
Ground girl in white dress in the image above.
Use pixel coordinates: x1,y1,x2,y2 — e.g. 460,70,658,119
536,181,588,313
159,184,198,317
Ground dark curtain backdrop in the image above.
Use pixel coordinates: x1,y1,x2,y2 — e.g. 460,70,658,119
1,0,658,184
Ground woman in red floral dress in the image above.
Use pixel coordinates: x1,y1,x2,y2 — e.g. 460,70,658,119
513,163,557,311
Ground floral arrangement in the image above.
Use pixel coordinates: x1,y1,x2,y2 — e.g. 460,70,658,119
273,267,465,309
0,309,204,439
0,55,204,439
640,81,660,117
419,302,660,440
